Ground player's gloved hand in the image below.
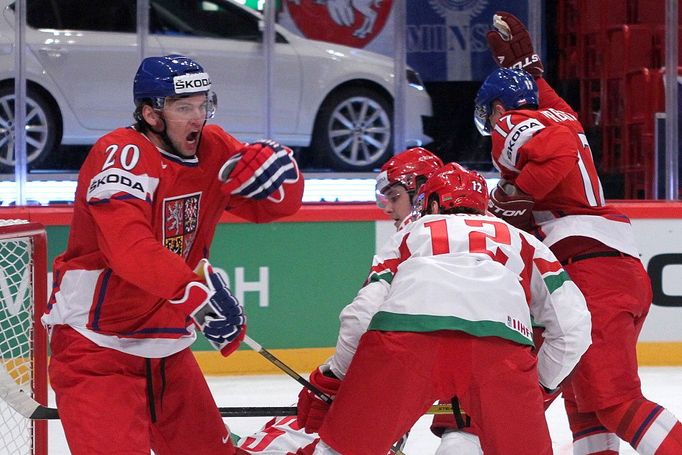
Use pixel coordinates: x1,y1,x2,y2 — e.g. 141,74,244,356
486,11,544,78
540,383,561,410
488,180,535,230
296,365,341,434
219,139,300,202
171,259,247,357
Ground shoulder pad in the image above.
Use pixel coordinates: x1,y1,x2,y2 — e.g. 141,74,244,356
495,116,545,171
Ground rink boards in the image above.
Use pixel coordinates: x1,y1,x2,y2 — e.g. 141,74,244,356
2,202,682,374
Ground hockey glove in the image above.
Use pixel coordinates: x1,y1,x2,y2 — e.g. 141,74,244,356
540,384,561,410
171,259,247,357
296,365,340,434
219,139,300,202
488,180,535,230
486,11,544,78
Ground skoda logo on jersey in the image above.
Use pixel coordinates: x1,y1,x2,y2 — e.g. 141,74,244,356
173,72,211,95
86,168,151,202
504,119,544,163
88,173,145,194
286,0,391,48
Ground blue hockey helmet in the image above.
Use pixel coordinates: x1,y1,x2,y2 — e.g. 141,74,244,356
133,54,216,117
474,68,538,135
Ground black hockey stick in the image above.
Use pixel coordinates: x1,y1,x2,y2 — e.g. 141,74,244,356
1,360,453,422
242,335,333,404
0,365,55,420
0,362,310,420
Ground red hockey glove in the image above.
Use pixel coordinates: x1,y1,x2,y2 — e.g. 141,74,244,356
219,139,300,202
540,384,561,410
296,365,341,434
171,259,247,357
488,180,535,230
486,11,544,78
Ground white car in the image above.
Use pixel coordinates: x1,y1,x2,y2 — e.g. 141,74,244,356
0,0,432,172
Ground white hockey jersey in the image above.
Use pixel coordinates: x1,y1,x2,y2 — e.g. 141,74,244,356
329,213,591,390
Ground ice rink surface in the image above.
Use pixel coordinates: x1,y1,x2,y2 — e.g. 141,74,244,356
46,367,682,454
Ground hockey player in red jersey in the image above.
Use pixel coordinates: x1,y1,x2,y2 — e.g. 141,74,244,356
476,11,682,454
295,163,592,455
42,55,303,454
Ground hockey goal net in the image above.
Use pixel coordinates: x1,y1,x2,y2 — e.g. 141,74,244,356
0,219,48,455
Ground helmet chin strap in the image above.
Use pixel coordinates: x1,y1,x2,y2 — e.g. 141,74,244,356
148,113,194,158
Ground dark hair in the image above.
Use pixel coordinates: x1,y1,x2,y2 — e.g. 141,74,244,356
133,102,152,133
407,175,429,204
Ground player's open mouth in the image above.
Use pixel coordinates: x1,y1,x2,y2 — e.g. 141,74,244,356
187,131,199,143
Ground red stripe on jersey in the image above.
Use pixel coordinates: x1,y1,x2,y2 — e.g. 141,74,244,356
368,234,412,277
518,234,536,304
239,416,299,451
533,257,562,275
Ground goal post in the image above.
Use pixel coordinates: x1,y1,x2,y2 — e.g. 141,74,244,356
0,219,48,455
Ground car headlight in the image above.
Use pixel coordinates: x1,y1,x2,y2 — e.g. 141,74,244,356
406,68,425,90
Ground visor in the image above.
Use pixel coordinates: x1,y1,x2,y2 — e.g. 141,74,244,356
474,103,492,136
375,170,390,208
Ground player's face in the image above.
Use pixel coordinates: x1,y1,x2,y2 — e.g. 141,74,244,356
161,94,210,157
380,184,412,229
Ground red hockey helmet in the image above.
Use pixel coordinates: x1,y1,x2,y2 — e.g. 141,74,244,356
414,163,489,215
375,147,443,207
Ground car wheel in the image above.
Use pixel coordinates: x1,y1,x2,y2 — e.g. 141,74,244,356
312,87,393,172
0,86,59,171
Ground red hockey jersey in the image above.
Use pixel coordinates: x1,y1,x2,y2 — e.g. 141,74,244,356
42,125,303,357
489,79,639,257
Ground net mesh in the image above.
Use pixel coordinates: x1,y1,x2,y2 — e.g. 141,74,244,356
0,219,36,454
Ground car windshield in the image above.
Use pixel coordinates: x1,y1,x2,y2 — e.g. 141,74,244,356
14,0,264,41
151,0,260,40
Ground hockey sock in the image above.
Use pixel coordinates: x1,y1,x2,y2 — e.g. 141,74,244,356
596,397,682,454
564,393,619,454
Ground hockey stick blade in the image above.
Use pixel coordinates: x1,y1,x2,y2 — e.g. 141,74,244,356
0,363,58,419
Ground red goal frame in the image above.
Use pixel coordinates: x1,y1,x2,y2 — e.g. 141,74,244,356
0,221,48,455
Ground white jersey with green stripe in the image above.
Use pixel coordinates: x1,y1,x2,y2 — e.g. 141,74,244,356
329,213,591,390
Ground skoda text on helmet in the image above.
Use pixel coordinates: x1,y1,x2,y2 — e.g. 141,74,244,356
414,162,489,216
375,147,444,208
133,54,216,119
473,68,538,136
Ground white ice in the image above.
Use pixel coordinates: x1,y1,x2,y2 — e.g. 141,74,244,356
46,367,682,454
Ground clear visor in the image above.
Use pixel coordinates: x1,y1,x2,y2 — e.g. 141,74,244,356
376,190,389,209
376,184,407,209
375,170,390,208
474,103,492,136
154,91,217,120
